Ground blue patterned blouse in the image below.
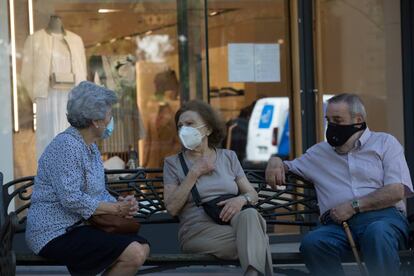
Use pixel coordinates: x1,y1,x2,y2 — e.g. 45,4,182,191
26,127,116,254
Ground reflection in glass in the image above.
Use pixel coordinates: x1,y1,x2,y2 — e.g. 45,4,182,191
12,0,206,177
316,0,404,143
207,0,292,167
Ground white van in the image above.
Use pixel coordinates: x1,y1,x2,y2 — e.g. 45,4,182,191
246,97,289,162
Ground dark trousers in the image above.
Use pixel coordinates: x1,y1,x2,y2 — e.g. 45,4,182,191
300,207,409,276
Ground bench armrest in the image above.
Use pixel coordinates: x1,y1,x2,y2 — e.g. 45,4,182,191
0,213,18,275
407,214,414,250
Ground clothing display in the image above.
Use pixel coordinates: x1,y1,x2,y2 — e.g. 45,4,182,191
89,55,145,157
136,61,180,168
21,22,86,159
153,69,179,100
142,103,180,168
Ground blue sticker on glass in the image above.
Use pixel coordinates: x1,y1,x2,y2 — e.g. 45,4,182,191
278,115,289,157
259,105,274,129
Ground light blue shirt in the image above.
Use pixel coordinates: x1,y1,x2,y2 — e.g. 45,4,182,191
26,127,116,254
285,128,413,215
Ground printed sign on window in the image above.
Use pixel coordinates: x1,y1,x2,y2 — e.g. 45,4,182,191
228,43,280,83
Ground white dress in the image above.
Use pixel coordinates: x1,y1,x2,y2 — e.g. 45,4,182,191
35,33,73,160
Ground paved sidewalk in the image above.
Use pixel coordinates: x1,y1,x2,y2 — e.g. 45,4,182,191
16,265,296,276
16,264,363,275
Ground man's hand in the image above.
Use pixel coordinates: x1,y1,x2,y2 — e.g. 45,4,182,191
265,156,286,189
330,201,356,224
217,196,245,223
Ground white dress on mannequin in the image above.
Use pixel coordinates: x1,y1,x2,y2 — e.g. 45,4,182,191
35,33,72,159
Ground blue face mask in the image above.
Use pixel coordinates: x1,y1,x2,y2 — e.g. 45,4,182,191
102,117,114,139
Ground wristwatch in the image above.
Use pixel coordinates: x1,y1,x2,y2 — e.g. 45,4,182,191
242,194,253,205
351,199,360,214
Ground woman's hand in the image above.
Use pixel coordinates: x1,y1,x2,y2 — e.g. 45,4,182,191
95,200,137,217
217,196,246,223
118,195,139,218
189,156,215,178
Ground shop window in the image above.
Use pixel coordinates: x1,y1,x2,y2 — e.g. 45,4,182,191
315,0,405,144
11,0,206,177
206,0,296,236
207,0,293,168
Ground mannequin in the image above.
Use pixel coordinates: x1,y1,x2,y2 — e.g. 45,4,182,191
153,69,179,100
21,15,87,160
142,102,180,168
140,69,180,168
46,15,64,34
88,55,145,158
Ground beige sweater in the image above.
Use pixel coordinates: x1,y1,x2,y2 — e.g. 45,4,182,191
21,29,87,101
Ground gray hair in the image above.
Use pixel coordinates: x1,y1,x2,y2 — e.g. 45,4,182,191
327,93,367,120
67,81,118,128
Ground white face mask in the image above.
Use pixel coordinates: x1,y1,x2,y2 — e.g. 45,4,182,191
178,124,206,150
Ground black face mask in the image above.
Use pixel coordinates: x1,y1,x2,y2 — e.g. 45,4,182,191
326,122,367,147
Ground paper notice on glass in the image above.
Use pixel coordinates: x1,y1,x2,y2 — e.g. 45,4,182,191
254,44,280,82
228,43,255,82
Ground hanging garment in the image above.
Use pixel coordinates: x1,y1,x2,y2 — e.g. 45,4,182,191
21,31,86,159
142,103,181,168
89,55,145,156
21,29,87,101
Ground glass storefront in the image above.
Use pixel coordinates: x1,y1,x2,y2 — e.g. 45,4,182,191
207,0,293,166
314,0,404,144
8,0,297,180
10,0,207,178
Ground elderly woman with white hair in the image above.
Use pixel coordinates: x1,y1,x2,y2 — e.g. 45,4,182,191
26,81,149,276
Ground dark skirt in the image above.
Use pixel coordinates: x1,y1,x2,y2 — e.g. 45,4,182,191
38,225,149,275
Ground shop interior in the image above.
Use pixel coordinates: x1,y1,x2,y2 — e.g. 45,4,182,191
12,0,293,179
10,0,404,183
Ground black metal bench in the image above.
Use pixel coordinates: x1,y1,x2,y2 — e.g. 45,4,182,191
0,169,413,275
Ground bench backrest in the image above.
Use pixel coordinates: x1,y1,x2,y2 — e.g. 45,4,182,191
0,169,320,233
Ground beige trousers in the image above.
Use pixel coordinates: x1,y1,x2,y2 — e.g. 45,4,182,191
181,208,273,275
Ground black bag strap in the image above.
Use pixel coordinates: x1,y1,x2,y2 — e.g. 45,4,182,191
178,152,202,206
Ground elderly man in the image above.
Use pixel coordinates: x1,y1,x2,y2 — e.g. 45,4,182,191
265,93,413,276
